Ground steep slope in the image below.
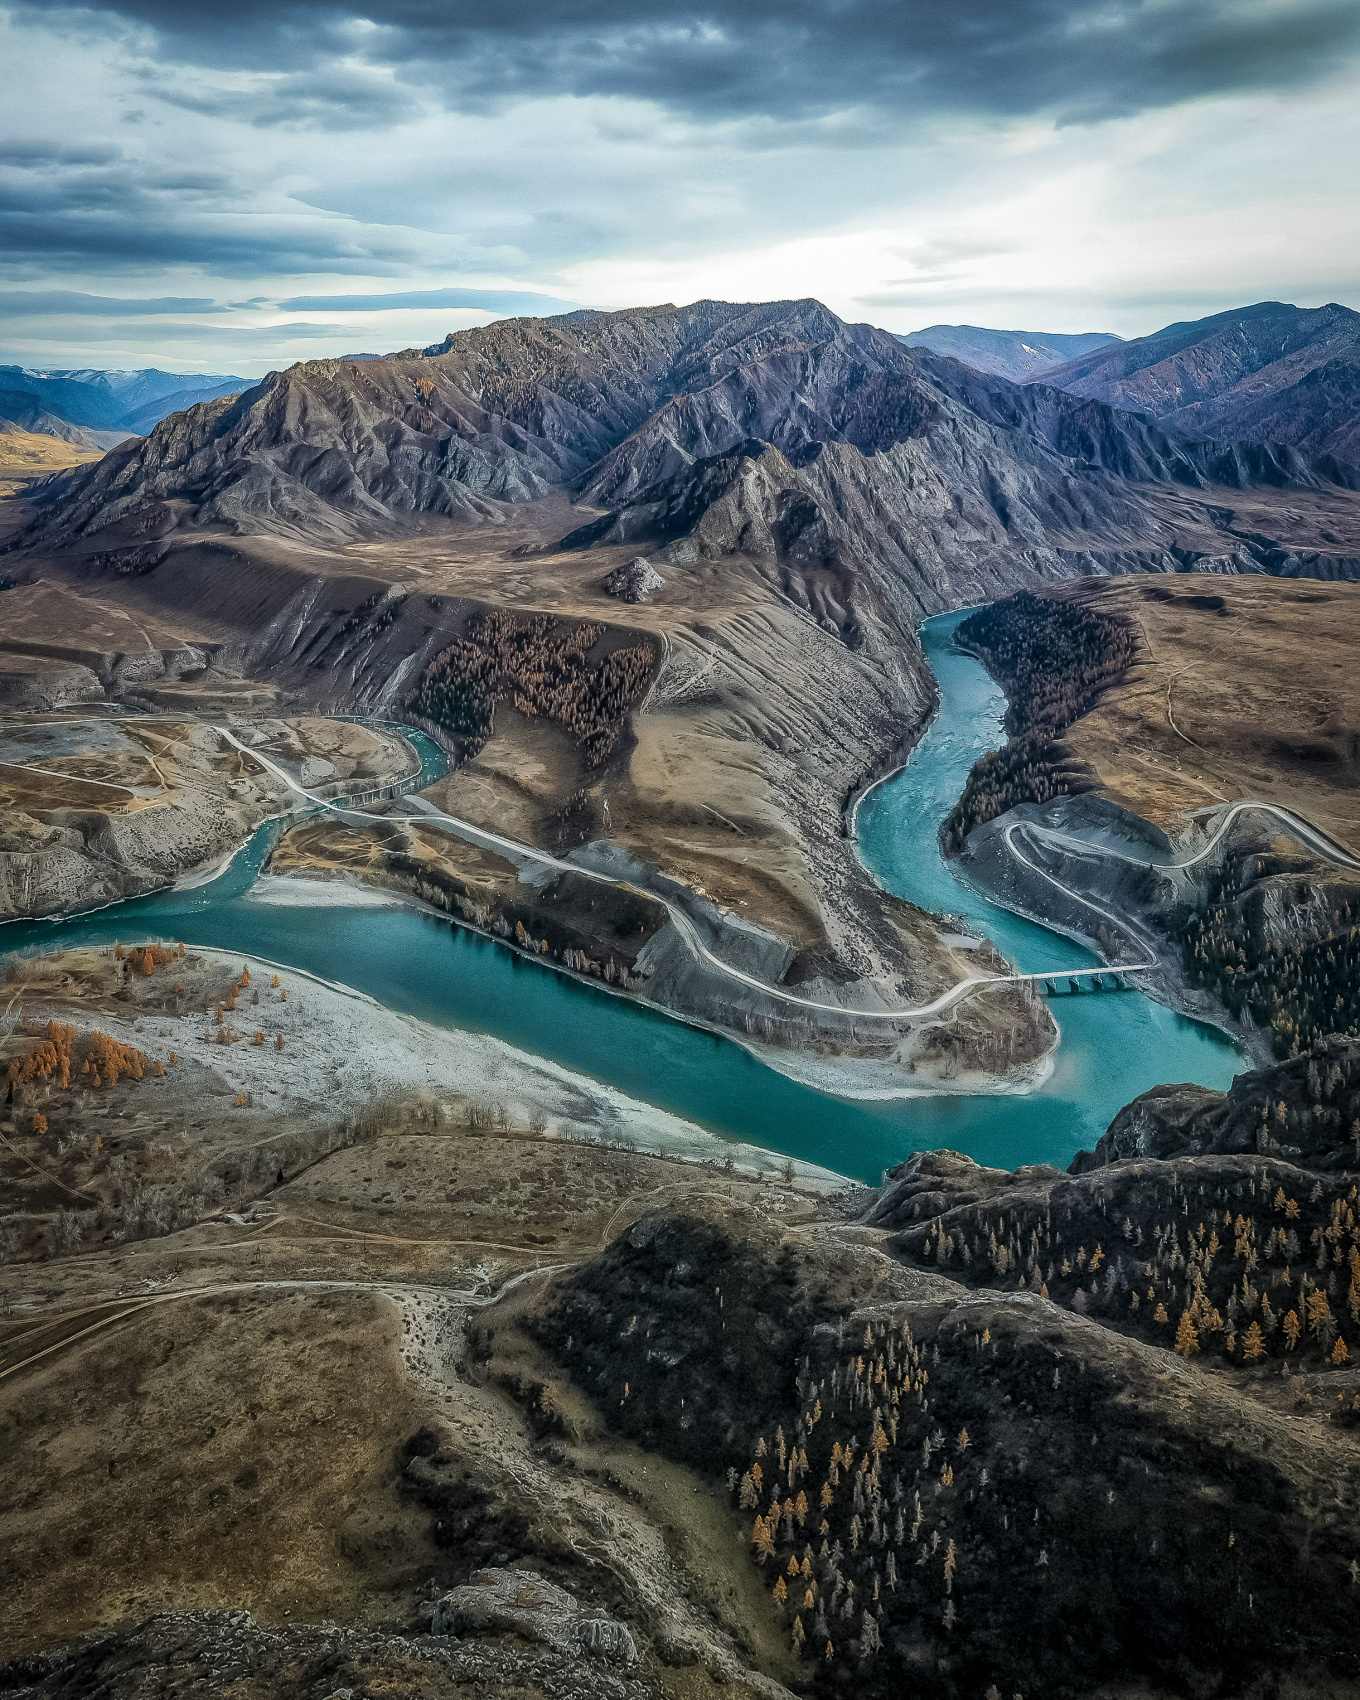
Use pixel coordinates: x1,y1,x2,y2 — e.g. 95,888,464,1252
15,301,848,546
899,322,1120,379
21,301,1358,588
1032,301,1360,464
566,325,1360,618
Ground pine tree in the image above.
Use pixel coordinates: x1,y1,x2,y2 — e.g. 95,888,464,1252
773,1576,787,1605
1174,1312,1200,1356
1332,1337,1350,1366
1242,1321,1267,1362
1283,1309,1302,1350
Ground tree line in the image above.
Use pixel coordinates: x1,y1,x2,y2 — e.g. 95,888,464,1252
406,609,658,769
943,593,1138,852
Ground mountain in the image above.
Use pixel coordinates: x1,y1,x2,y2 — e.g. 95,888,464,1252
0,365,247,444
1030,300,1360,465
18,299,1360,606
0,389,108,450
898,324,1121,380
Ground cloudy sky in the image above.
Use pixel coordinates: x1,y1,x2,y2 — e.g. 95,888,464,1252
2,0,1358,376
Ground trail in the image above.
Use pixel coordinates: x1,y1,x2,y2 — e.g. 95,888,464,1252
0,1267,569,1384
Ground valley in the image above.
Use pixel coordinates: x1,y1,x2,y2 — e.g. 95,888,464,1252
4,296,1360,1700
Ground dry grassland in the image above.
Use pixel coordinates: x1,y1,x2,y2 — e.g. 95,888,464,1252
1050,575,1360,843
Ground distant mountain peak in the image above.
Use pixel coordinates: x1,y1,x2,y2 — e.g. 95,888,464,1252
898,325,1122,382
0,363,246,439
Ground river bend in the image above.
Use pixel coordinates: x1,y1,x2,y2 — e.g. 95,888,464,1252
0,610,1243,1181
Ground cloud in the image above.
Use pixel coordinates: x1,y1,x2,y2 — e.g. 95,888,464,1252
0,0,1357,372
0,147,436,277
16,0,1360,132
275,286,583,314
0,289,222,316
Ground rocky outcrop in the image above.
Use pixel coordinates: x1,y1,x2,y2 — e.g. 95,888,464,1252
863,1146,1064,1229
1072,1035,1360,1173
1,1609,655,1700
432,1568,638,1665
602,557,664,603
1070,1081,1229,1170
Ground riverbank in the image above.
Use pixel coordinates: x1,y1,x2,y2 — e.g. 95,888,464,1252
0,713,418,922
1,943,846,1239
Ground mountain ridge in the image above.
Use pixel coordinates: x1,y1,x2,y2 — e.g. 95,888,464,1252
0,364,247,442
15,298,1360,611
1028,300,1360,465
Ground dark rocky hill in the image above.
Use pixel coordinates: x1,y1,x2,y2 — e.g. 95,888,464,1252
899,323,1120,380
1031,300,1360,466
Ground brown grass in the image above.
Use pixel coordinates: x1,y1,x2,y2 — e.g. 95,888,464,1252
1046,575,1360,842
1,1287,428,1655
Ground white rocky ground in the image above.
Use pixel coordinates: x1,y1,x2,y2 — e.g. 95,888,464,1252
87,924,846,1186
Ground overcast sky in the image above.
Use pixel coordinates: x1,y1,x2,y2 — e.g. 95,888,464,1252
2,0,1358,376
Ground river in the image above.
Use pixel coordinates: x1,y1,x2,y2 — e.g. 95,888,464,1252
0,610,1244,1182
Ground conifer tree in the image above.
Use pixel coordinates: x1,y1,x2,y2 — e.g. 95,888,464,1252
1174,1312,1200,1356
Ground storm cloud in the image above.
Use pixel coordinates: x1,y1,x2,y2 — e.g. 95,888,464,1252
1,0,1357,372
17,0,1360,126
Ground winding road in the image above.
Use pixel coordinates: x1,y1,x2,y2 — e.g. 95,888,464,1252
219,726,1134,1030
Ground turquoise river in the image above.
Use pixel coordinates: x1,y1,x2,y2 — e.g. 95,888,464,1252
0,609,1244,1182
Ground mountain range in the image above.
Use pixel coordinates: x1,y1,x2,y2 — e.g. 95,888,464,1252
1025,300,1360,465
0,365,246,448
899,324,1121,380
17,298,1360,619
